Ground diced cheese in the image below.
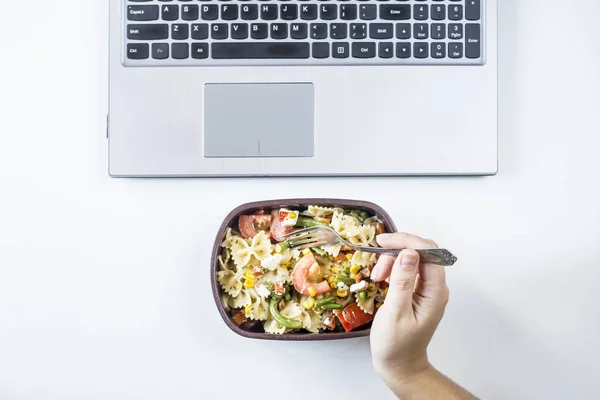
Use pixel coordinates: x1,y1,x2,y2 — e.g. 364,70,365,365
279,208,299,227
350,280,369,293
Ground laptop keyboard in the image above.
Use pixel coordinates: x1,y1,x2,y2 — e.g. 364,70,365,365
123,0,485,66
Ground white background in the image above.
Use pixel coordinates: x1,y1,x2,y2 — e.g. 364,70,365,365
1,0,599,399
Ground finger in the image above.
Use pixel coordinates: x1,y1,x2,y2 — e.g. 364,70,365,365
385,249,420,316
371,254,395,281
376,232,438,250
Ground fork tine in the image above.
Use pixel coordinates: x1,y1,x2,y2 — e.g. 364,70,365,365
282,227,325,241
292,242,329,250
287,237,324,247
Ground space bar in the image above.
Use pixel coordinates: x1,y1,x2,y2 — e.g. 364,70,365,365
212,43,310,59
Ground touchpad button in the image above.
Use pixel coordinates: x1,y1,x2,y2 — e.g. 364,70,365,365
203,83,314,158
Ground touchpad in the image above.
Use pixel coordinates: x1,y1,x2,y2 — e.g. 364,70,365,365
204,83,314,158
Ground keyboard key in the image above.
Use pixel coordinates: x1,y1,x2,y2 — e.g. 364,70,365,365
396,42,411,58
431,23,445,39
431,42,445,58
430,4,445,20
152,43,169,59
414,23,428,39
251,23,268,39
449,23,463,39
231,23,249,39
350,23,367,39
127,43,149,59
127,24,169,40
359,5,376,20
332,42,349,58
161,5,179,20
261,4,278,20
241,4,258,20
211,23,228,39
352,42,375,58
202,5,218,20
211,42,310,59
300,4,318,20
192,24,209,39
449,42,463,58
413,4,427,20
465,0,480,21
271,23,288,39
396,23,410,39
221,4,238,20
414,42,428,58
310,23,327,39
369,23,393,39
192,42,209,59
330,23,347,39
290,23,308,39
281,4,298,20
340,4,357,20
379,4,411,20
378,42,393,58
172,24,189,40
312,42,329,58
320,4,337,20
182,4,199,20
172,43,189,59
127,5,159,21
448,4,463,20
465,23,480,58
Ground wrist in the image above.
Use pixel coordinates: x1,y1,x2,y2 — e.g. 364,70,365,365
374,355,432,385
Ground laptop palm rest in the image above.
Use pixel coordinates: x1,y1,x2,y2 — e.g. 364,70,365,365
203,83,314,158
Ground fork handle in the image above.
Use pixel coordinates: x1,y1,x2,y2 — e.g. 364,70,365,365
354,247,457,266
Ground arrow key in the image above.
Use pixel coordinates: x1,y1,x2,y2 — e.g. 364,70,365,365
378,42,393,59
396,42,411,59
396,23,411,39
413,42,429,59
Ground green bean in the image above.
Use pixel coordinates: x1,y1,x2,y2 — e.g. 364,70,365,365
315,296,335,307
320,303,342,310
334,275,355,286
284,293,291,301
358,291,368,299
269,298,302,329
275,241,290,253
296,216,329,228
311,247,326,256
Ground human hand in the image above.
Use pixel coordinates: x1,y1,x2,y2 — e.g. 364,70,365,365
369,233,450,383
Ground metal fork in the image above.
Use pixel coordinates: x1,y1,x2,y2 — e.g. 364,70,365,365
282,226,457,266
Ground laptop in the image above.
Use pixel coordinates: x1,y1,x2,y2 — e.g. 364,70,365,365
108,0,497,177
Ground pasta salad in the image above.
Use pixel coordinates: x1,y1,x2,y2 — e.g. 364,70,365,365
217,205,389,334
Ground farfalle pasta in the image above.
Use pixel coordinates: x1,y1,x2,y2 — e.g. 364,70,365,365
217,206,390,334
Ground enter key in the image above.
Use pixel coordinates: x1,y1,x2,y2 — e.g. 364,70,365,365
465,23,481,59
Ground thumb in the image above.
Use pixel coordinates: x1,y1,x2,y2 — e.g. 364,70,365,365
385,249,420,316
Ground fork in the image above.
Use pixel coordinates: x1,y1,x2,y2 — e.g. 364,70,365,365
282,226,457,266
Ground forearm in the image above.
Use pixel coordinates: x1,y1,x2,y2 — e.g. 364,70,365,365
382,365,478,400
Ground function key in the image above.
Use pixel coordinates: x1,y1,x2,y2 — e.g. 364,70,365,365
127,5,159,21
127,43,149,60
151,43,169,60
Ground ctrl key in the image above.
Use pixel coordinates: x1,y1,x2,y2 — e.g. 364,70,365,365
127,43,149,60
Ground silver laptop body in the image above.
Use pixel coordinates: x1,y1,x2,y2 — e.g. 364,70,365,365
108,0,497,177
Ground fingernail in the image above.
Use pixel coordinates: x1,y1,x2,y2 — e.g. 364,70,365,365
376,233,392,243
400,251,419,269
371,265,381,281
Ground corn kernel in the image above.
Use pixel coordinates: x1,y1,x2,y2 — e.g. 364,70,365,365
350,265,361,275
244,305,252,315
308,286,317,297
336,289,348,298
331,266,340,274
368,282,376,292
302,248,312,256
327,275,336,285
382,287,388,296
303,298,315,309
376,302,383,309
244,277,255,289
245,270,253,279
289,212,297,219
345,254,353,261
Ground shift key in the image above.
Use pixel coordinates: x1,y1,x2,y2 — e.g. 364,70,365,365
127,24,169,40
465,23,481,58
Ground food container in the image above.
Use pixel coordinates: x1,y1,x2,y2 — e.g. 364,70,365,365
211,198,397,341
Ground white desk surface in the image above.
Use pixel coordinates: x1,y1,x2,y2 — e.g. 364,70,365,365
1,1,599,399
